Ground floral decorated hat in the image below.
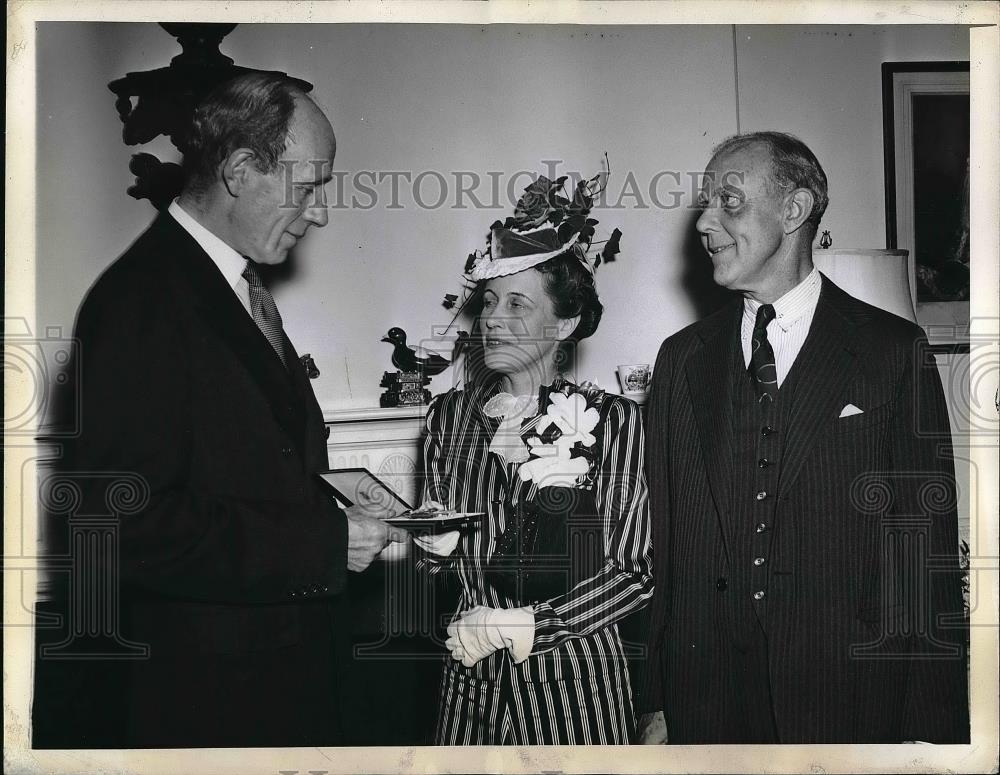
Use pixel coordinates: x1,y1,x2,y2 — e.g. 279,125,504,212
464,167,623,282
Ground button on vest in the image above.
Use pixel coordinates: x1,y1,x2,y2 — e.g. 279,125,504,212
729,341,797,631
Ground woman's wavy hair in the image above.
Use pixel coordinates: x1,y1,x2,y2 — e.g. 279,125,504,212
535,251,604,343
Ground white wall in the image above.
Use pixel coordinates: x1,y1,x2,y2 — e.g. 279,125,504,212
36,23,172,350
737,24,970,250
36,23,969,411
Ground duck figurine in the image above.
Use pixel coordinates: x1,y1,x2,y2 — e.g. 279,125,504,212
381,327,451,376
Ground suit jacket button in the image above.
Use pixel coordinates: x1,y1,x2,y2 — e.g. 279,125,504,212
716,577,728,591
761,425,774,436
753,590,766,600
281,447,293,457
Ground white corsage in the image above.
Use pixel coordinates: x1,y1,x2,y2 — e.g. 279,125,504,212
516,381,603,489
537,392,599,448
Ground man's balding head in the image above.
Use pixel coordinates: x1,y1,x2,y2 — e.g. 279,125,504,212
182,72,332,196
708,131,829,232
178,72,337,265
696,131,826,302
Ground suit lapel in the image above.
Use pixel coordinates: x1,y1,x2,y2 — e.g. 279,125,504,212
777,275,863,496
685,302,742,537
155,215,306,449
283,337,317,460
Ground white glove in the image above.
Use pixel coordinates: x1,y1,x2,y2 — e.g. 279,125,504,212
413,530,460,557
445,605,535,667
412,498,460,556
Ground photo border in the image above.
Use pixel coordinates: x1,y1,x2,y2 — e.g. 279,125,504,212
5,3,999,774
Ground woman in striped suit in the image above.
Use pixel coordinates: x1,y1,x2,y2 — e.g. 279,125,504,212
414,173,652,745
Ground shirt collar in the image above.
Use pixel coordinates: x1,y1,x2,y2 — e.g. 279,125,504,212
743,267,822,332
168,200,248,290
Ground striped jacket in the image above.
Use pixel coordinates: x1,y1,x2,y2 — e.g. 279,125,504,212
418,379,653,741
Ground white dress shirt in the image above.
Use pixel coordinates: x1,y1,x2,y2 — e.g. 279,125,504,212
168,200,252,315
741,268,822,388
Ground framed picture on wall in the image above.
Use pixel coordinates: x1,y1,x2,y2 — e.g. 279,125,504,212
882,61,970,353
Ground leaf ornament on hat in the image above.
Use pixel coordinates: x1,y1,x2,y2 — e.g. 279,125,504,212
439,158,623,328
466,162,623,282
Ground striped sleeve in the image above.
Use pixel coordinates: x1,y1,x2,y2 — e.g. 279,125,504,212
414,393,457,576
530,397,654,652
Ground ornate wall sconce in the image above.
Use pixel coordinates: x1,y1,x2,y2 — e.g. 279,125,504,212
107,23,312,210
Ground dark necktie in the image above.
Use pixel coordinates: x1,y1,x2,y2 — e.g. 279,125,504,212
749,303,778,402
242,261,289,369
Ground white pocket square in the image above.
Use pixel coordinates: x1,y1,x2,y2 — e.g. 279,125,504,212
839,403,864,418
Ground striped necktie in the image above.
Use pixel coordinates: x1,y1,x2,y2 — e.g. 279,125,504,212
242,261,289,369
749,303,778,402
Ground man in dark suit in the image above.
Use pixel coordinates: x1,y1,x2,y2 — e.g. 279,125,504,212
638,132,968,743
43,72,406,747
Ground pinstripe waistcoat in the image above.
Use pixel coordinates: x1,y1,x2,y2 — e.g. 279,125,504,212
639,277,969,743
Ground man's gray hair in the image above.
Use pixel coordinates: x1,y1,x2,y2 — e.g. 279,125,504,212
711,131,829,230
181,71,308,194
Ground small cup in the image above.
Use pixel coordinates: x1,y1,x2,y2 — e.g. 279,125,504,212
617,364,651,395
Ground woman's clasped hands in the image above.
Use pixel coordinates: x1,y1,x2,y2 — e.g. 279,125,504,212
445,605,535,667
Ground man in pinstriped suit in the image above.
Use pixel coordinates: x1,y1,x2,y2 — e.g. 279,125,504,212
637,132,968,743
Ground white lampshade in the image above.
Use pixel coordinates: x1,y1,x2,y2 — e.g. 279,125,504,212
813,248,917,324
